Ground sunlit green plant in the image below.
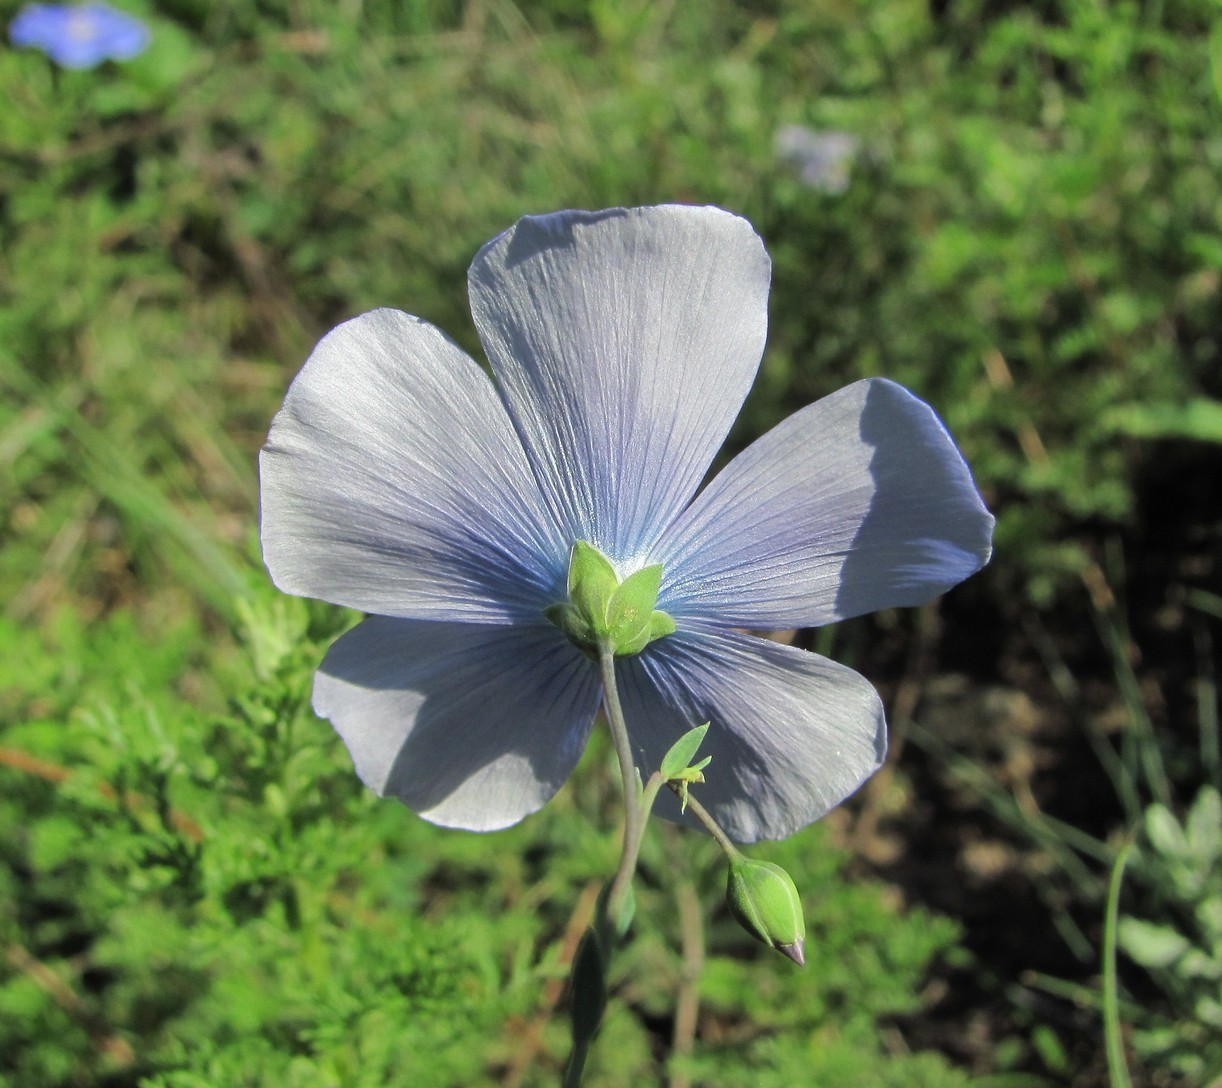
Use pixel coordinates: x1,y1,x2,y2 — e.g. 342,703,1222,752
1119,788,1222,1083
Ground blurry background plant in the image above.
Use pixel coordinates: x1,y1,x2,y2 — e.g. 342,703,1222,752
9,3,151,70
0,1,1218,1085
1118,788,1222,1082
774,124,860,195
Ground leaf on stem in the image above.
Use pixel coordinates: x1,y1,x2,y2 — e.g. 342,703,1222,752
660,722,710,780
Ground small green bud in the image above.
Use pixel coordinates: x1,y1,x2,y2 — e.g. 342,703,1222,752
547,541,676,657
726,857,807,967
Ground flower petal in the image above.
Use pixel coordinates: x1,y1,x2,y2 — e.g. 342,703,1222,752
260,309,568,623
468,205,771,570
313,617,601,831
657,378,994,627
617,625,886,843
10,4,149,68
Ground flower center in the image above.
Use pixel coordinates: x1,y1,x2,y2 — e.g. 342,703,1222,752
544,541,677,658
67,11,99,41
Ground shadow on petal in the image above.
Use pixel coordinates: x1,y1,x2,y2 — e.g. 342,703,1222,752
619,626,886,843
314,617,601,830
501,207,629,268
834,380,994,620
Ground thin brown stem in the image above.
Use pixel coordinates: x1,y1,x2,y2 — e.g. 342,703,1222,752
669,880,705,1088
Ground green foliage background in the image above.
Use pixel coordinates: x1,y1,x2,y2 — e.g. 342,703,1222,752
1,1,1219,1085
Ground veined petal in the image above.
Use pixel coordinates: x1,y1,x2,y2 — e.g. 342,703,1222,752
313,617,601,831
260,309,568,623
468,205,770,571
617,625,886,843
657,379,994,628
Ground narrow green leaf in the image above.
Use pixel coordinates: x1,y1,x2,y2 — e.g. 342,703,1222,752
1103,839,1135,1088
660,723,709,780
594,882,635,947
569,929,607,1046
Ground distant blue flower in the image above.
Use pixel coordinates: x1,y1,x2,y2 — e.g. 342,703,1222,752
260,206,994,842
9,3,149,69
776,125,860,194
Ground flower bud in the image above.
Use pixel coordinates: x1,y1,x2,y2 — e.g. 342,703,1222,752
726,856,806,966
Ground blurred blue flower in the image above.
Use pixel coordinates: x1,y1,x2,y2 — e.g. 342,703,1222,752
776,125,861,194
260,205,994,842
9,3,149,69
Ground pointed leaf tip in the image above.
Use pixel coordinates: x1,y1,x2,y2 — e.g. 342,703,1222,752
660,722,710,780
777,940,806,967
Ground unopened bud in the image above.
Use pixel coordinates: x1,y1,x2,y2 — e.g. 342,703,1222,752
726,856,806,966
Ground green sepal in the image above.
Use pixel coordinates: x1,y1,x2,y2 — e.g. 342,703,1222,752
547,541,677,657
649,609,677,639
614,618,650,656
615,608,678,656
568,541,619,637
726,857,807,967
606,563,663,646
660,723,710,780
544,602,593,647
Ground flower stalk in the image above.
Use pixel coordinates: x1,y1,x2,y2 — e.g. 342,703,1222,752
599,642,660,930
665,782,739,859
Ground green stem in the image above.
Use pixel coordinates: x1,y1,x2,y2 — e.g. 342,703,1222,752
599,642,650,923
667,783,740,860
1103,834,1135,1088
564,649,667,1088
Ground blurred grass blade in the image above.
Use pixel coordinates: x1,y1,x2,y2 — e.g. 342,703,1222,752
1,363,249,622
1103,835,1135,1088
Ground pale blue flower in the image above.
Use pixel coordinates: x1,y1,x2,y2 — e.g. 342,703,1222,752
776,125,860,194
9,3,149,69
260,206,994,843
